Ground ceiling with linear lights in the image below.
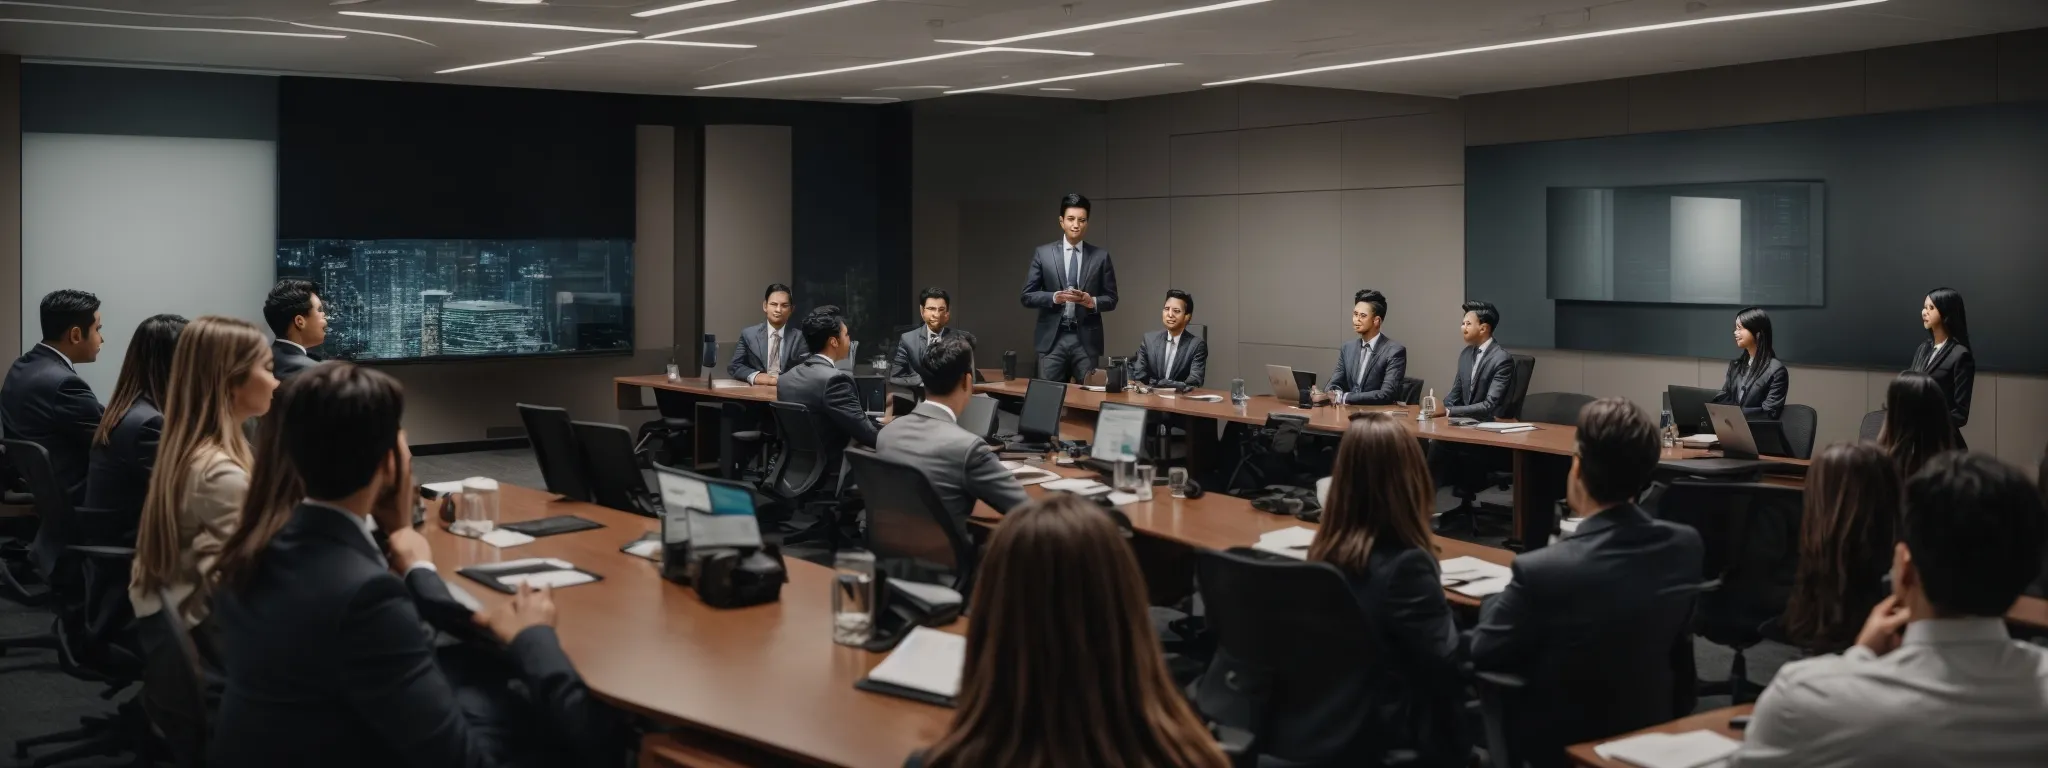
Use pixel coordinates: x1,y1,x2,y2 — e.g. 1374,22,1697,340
0,0,2043,102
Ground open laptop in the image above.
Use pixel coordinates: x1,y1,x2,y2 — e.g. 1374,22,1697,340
960,394,999,442
1264,365,1317,403
1667,385,1721,436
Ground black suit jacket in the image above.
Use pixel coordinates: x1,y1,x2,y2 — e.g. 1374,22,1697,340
888,326,965,389
210,504,612,768
1910,339,1975,430
1446,343,1514,421
1328,335,1408,405
1711,356,1789,420
729,322,810,383
82,395,163,539
1,344,104,504
1129,329,1207,389
776,356,879,469
270,340,320,381
1469,505,1703,767
1019,240,1119,357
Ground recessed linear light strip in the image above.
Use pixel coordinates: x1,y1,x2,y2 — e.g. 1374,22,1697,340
338,11,635,34
947,63,1179,94
935,0,1268,46
634,0,743,19
648,0,877,39
0,17,344,37
437,56,544,74
697,46,1091,90
1204,0,1889,87
536,39,755,56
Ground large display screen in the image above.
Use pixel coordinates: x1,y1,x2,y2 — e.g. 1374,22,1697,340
1547,181,1824,306
275,238,634,362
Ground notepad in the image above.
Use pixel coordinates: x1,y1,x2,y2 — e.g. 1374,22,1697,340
710,379,752,389
500,570,597,589
1107,491,1143,507
1042,478,1111,494
859,626,965,706
479,528,535,549
1678,433,1719,446
1473,422,1539,433
1250,526,1318,560
1593,730,1741,768
1185,394,1225,402
1438,556,1513,597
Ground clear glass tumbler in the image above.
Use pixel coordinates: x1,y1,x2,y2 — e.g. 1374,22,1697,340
831,550,876,647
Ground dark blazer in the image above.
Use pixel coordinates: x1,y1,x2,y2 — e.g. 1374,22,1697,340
1129,329,1207,389
1711,355,1789,420
1910,339,1975,431
210,504,614,768
776,356,879,469
1019,240,1119,357
1328,335,1407,405
1445,342,1514,421
1469,504,1704,768
1,344,104,504
270,340,320,381
889,326,966,389
730,322,810,383
82,395,163,539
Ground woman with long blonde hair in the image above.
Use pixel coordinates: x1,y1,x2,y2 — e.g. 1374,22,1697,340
129,315,277,630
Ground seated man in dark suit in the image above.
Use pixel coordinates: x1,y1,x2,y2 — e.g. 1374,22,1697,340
2,289,107,507
1129,289,1207,391
1321,288,1406,405
731,283,808,386
1425,300,1517,524
890,287,969,389
207,363,618,768
1469,398,1704,768
877,336,1028,525
262,278,327,381
776,305,882,472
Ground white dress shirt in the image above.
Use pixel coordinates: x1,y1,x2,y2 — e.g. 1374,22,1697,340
1356,334,1381,387
277,338,309,356
923,400,957,423
1163,331,1183,378
1731,617,2048,768
1061,239,1084,319
1470,338,1494,386
749,324,788,384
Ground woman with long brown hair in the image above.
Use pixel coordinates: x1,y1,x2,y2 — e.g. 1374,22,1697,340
1878,370,1958,478
1781,441,1900,653
83,313,188,531
913,494,1228,768
128,316,277,630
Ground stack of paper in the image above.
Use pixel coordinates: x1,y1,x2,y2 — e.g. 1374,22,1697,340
1678,433,1719,446
1438,556,1513,597
1043,478,1112,495
866,626,965,699
1251,526,1318,560
1592,730,1741,768
1001,461,1062,485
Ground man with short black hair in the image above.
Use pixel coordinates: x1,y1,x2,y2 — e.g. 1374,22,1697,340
1427,300,1518,519
2,289,107,506
876,337,1028,524
731,283,807,385
263,279,327,380
1130,289,1207,391
1733,452,2048,767
1021,193,1119,383
1324,288,1406,405
889,287,967,389
1469,398,1703,768
776,306,881,470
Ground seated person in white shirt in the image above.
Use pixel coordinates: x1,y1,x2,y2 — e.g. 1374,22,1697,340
875,336,1028,525
1733,451,2048,768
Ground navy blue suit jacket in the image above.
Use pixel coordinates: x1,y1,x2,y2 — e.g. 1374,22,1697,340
1329,335,1408,405
1,344,104,504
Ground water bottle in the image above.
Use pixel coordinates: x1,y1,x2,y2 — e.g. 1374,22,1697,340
1660,408,1677,447
1230,378,1248,405
1418,388,1436,422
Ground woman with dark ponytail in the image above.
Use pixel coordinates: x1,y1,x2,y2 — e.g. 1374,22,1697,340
1712,306,1789,420
1912,287,1975,447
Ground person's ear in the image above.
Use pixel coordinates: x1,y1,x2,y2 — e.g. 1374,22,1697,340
66,326,83,346
1892,541,1914,597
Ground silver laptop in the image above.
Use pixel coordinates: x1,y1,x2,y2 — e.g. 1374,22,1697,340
1265,364,1298,400
960,394,998,439
1704,403,1759,460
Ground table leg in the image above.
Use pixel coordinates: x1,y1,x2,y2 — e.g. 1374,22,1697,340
615,381,646,411
1509,451,1570,551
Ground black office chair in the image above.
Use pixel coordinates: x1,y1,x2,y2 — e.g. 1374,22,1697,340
1858,409,1886,441
570,421,657,517
1778,404,1818,460
721,402,776,482
1655,481,1803,704
843,448,979,596
1188,548,1439,766
1439,356,1538,539
1396,377,1425,407
0,441,59,660
141,587,209,768
763,402,845,548
518,404,594,502
1518,392,1596,426
634,388,695,467
1187,323,1208,341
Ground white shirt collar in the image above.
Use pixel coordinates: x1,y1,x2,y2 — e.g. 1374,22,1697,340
35,342,74,371
766,323,784,338
1902,617,2010,647
924,400,957,423
1165,329,1183,344
1063,239,1084,254
276,338,308,355
809,353,834,365
1476,338,1494,356
1360,331,1380,350
304,499,378,551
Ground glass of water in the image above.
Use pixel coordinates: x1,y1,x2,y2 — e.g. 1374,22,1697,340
1168,467,1191,499
451,477,499,538
1136,464,1157,501
831,549,876,646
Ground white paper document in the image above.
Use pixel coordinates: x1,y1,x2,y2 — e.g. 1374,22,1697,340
866,626,965,698
1250,526,1318,560
479,528,535,549
423,480,465,495
1678,433,1719,446
499,570,597,589
710,378,751,389
1107,491,1143,507
1438,555,1513,597
1042,478,1110,494
1592,730,1740,768
1185,394,1225,402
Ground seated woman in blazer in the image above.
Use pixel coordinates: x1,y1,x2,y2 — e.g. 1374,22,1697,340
84,313,188,538
1781,442,1900,654
1912,287,1975,448
1712,306,1789,420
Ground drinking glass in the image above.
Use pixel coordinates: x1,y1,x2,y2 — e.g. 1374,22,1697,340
452,477,499,538
1136,465,1158,501
832,550,876,646
664,363,681,383
1168,467,1191,499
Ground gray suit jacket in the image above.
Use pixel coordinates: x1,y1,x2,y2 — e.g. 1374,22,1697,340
775,356,878,468
875,401,1028,524
1329,335,1408,405
1019,240,1118,357
888,326,966,389
729,322,809,383
1129,329,1206,389
1446,342,1515,421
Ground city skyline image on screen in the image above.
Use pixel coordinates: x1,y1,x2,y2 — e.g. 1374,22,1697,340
275,238,634,361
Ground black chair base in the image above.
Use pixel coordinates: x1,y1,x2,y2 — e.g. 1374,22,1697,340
1697,646,1764,704
13,698,151,768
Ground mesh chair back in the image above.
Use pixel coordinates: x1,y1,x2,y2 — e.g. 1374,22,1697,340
144,587,210,768
1501,354,1537,420
1858,409,1886,442
1780,404,1818,460
518,404,594,502
1520,392,1597,426
766,402,828,499
2,438,75,578
569,421,652,515
844,448,977,593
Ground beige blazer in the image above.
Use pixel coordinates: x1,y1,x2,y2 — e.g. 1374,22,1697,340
128,447,248,626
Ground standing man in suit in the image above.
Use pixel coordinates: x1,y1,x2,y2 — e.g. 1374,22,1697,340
2,289,106,505
1020,193,1118,383
776,306,882,471
877,336,1028,524
263,279,326,380
1323,289,1407,405
731,283,807,386
1130,289,1207,391
1469,398,1704,767
889,287,966,389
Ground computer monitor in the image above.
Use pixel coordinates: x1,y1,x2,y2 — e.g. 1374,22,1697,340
960,394,998,439
1092,402,1148,461
1668,385,1721,436
1018,378,1067,443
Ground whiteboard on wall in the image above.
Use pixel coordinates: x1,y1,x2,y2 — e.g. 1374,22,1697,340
22,133,278,400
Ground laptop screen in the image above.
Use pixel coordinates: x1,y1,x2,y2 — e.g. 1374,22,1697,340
1019,379,1066,441
1092,403,1147,461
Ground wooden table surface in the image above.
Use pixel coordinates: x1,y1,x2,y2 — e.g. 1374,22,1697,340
1566,705,1753,767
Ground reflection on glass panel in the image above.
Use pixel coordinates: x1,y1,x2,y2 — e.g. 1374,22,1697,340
1546,182,1824,306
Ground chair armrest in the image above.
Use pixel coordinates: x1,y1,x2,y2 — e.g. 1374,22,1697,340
66,545,136,560
1473,670,1527,691
1472,671,1528,768
1210,723,1256,768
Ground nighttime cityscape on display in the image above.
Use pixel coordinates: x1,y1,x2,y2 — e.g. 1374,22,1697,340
275,239,635,361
